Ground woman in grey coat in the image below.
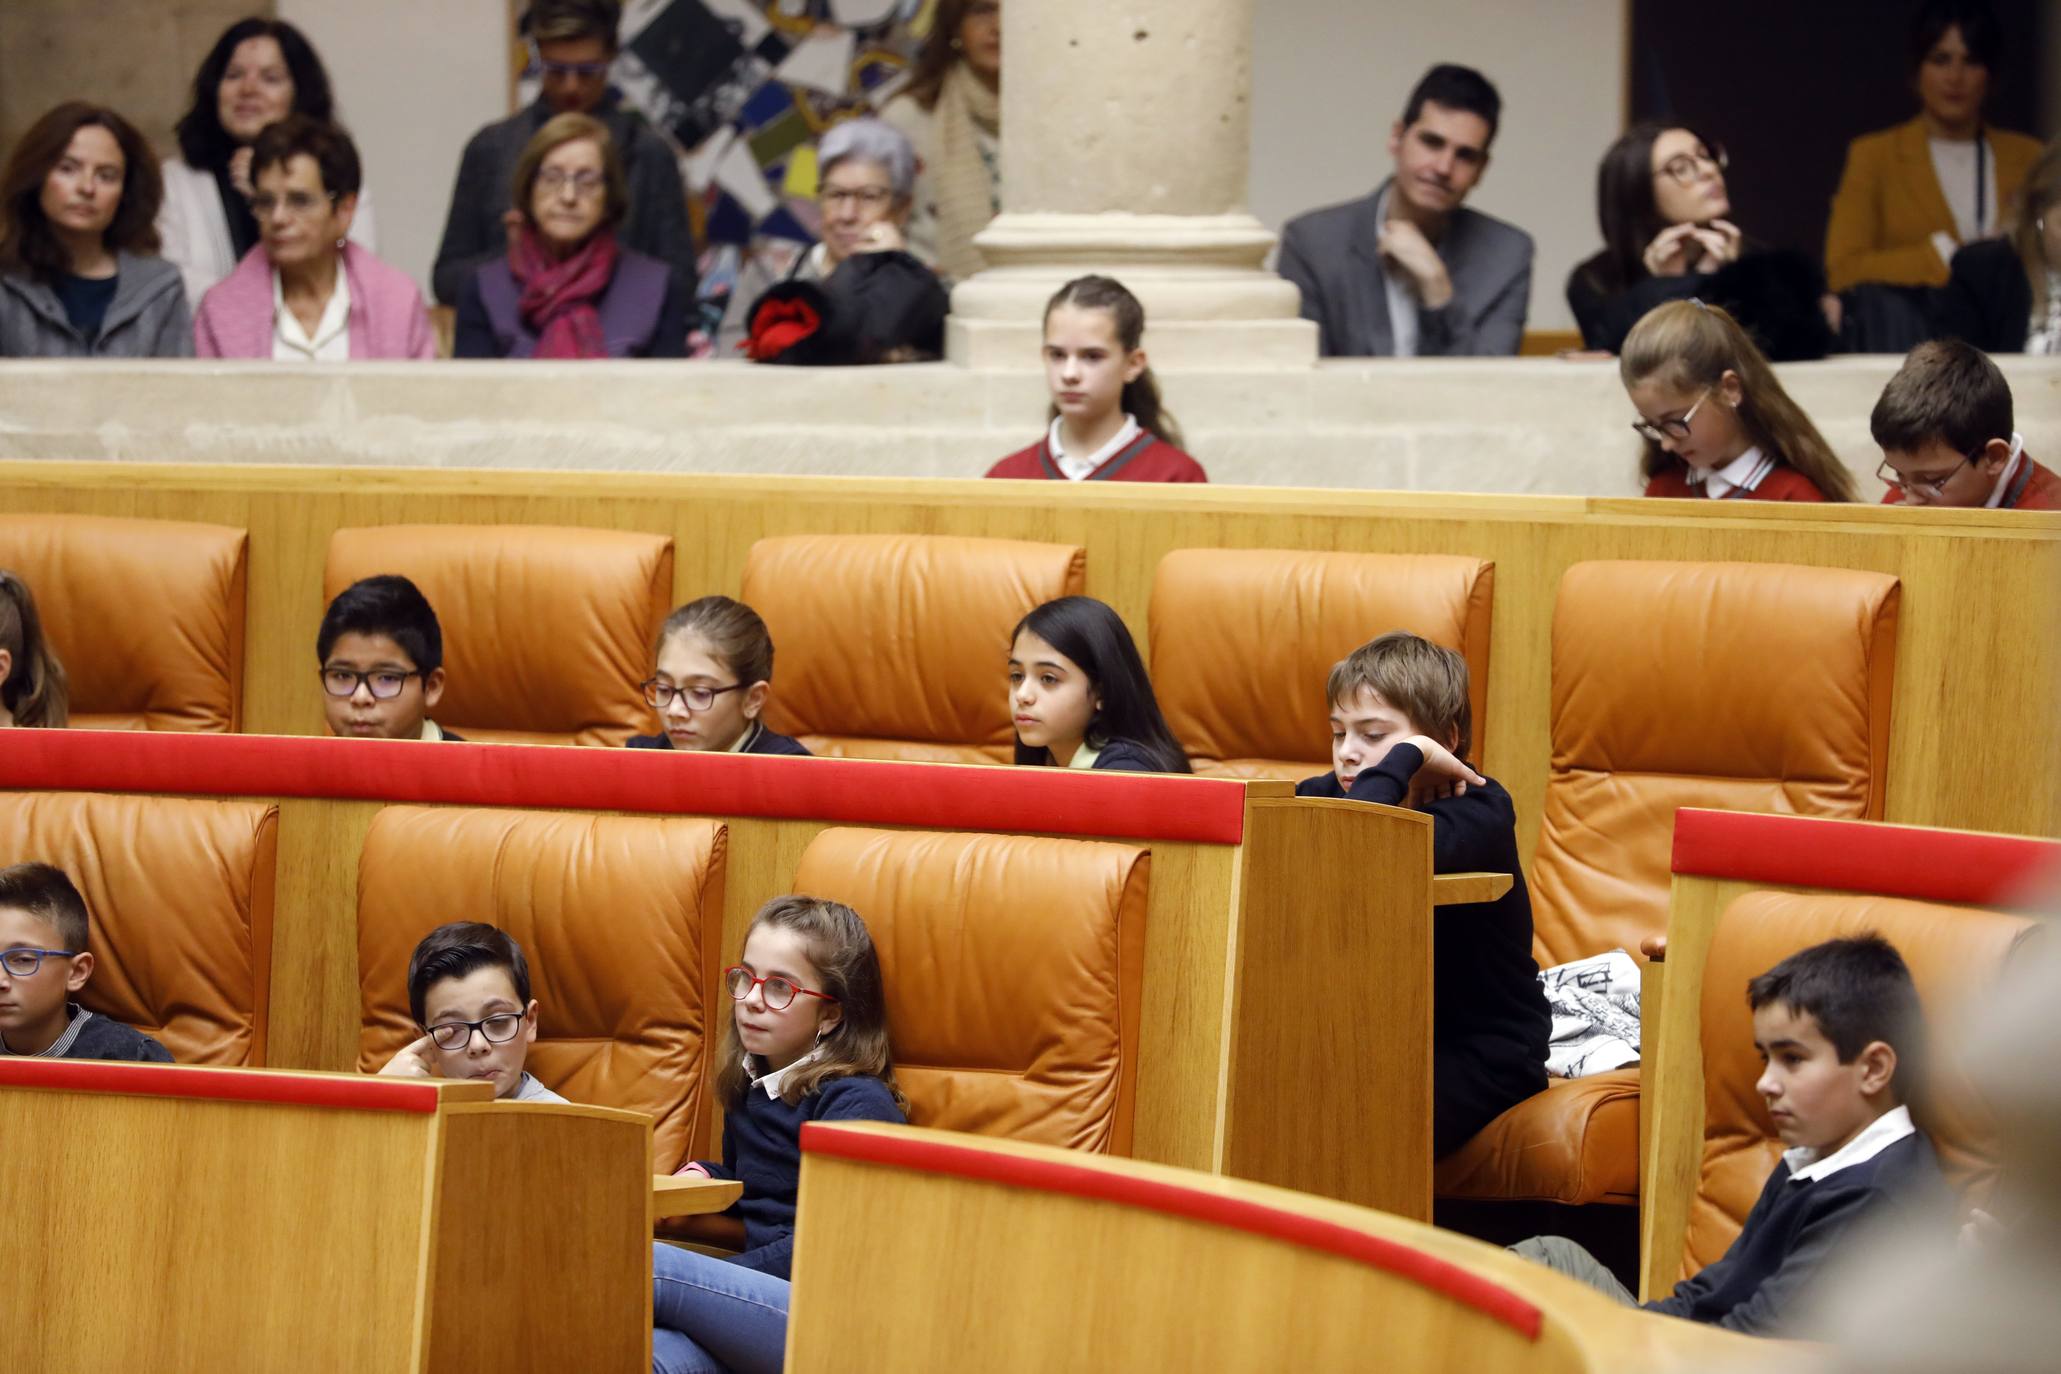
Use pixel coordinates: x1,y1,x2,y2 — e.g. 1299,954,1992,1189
0,102,191,358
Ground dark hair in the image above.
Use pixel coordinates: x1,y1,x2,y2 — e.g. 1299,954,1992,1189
714,895,906,1111
250,114,362,200
1042,276,1184,450
525,0,622,49
0,862,89,952
901,0,985,111
511,112,627,228
1325,632,1472,761
1870,339,2013,456
0,102,164,284
406,921,533,1028
317,575,444,675
175,18,336,169
1400,63,1502,146
657,596,774,686
1584,121,1725,295
1748,934,1924,1100
1009,596,1191,773
1909,0,2000,71
0,569,69,728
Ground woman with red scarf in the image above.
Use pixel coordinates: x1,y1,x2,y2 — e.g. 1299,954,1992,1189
453,112,687,358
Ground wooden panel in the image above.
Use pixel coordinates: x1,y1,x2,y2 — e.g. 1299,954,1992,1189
1219,796,1434,1218
2,463,2053,853
272,797,383,1071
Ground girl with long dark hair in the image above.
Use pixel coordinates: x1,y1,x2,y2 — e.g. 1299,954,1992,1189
1008,596,1191,774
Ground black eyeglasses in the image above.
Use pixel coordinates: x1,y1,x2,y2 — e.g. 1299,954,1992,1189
1631,387,1712,445
1,947,78,978
1877,447,1980,498
424,1011,528,1052
321,668,422,700
1654,146,1727,187
642,680,744,712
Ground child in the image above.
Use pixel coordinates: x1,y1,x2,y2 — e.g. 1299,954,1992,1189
1296,632,1549,1156
1621,298,1855,501
376,921,564,1103
0,862,172,1061
0,570,68,728
316,574,465,741
1515,934,1944,1336
653,895,906,1373
1870,338,2059,509
625,596,811,755
985,275,1208,483
1008,596,1192,774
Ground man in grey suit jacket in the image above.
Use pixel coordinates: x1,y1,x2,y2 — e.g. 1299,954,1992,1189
1278,64,1533,357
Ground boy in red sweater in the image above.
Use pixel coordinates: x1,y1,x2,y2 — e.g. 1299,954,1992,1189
1872,339,2058,509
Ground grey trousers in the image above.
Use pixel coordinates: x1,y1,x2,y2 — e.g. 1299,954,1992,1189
1511,1234,1639,1306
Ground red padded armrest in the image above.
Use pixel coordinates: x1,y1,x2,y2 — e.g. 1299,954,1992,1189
1672,810,2061,905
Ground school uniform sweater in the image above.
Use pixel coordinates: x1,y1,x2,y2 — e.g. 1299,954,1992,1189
1880,448,2060,511
1297,743,1551,1155
0,1003,173,1063
694,1073,904,1279
1643,461,1828,502
1644,1117,1943,1334
986,430,1208,483
1020,738,1179,774
623,721,812,755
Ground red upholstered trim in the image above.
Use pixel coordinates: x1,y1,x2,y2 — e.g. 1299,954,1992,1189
0,1058,442,1112
1672,809,2061,904
802,1122,1543,1341
0,730,1247,845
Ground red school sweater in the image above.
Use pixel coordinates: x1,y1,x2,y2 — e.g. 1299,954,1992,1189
1642,462,1827,501
985,430,1209,483
1880,452,2061,510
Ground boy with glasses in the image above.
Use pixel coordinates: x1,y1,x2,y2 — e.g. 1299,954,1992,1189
0,862,172,1062
1872,338,2058,508
377,921,564,1103
317,574,466,742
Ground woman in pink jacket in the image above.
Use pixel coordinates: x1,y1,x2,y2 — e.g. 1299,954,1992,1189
193,115,431,360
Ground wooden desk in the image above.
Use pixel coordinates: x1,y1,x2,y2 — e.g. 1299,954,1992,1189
652,1174,745,1221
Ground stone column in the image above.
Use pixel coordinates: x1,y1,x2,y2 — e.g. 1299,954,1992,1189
946,0,1315,369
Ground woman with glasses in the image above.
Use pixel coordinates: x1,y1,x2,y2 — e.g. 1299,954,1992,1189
192,116,433,360
453,113,688,359
625,596,810,755
160,18,378,312
0,102,190,359
1932,137,2061,354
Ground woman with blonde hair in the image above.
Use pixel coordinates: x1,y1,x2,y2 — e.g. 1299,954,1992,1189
1933,137,2061,354
1619,299,1855,502
880,0,1000,283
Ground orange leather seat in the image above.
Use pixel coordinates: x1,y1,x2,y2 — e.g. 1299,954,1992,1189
791,826,1150,1152
1149,548,1494,779
0,513,248,730
740,534,1086,762
353,806,727,1170
324,525,673,745
1674,891,2035,1280
0,791,277,1064
1439,560,1900,1205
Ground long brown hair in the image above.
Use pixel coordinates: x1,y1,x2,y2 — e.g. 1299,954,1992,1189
1043,275,1185,450
900,0,985,111
2009,137,2060,325
0,570,70,728
1620,299,1855,501
0,102,163,284
714,896,906,1112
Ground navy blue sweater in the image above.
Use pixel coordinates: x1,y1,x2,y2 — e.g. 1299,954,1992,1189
624,722,811,755
695,1073,904,1279
1298,743,1551,1155
1646,1129,1944,1334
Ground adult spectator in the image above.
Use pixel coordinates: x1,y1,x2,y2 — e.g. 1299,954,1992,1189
432,0,692,309
881,0,1002,283
1932,137,2060,353
453,114,688,359
1277,64,1532,357
159,18,377,312
1824,0,2044,292
192,116,433,361
718,118,946,363
0,102,190,358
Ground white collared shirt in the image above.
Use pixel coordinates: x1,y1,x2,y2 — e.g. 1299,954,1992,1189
418,719,446,742
1047,414,1141,482
1373,182,1420,358
1687,445,1775,499
1067,740,1103,770
1782,1103,1915,1184
1984,432,2028,509
748,1048,816,1098
272,267,351,362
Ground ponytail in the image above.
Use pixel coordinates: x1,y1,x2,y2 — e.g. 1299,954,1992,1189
1043,275,1186,450
0,570,70,728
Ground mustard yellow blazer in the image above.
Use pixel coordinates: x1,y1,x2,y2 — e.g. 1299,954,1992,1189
1824,116,2044,291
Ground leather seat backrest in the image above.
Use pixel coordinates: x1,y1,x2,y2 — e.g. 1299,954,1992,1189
1149,548,1494,779
791,826,1150,1152
0,791,277,1063
1531,561,1899,968
0,514,247,731
1683,890,2037,1275
324,525,673,745
354,806,726,1169
740,534,1087,762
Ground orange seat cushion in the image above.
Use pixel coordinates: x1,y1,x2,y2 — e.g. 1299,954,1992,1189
1433,1070,1642,1205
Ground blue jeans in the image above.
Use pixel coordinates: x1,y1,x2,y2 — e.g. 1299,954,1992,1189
651,1242,791,1374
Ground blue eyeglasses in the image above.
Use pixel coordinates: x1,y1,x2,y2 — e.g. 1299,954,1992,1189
1,947,79,978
